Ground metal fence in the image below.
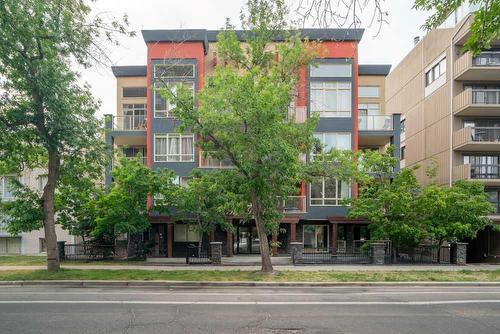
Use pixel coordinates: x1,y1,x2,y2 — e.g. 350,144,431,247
391,245,451,264
63,243,115,261
301,248,370,265
185,244,211,265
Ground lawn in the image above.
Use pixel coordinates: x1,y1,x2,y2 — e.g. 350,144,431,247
0,256,141,266
0,268,499,282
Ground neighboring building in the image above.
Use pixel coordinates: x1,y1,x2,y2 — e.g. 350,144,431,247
386,12,500,262
0,171,75,255
105,28,400,258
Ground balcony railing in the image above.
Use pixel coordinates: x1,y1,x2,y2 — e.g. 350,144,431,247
125,156,147,165
282,196,306,213
470,164,500,180
472,51,500,66
358,115,393,131
469,127,500,142
199,152,234,169
472,89,500,105
112,115,147,131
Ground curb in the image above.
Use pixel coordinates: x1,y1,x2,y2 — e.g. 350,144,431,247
1,280,500,288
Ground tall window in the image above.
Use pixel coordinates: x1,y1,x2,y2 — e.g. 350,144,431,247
154,82,194,118
310,82,351,117
122,104,146,130
359,103,380,115
401,146,406,160
310,63,351,77
310,177,350,206
154,134,194,162
0,176,17,201
312,133,351,159
359,86,380,98
174,224,200,242
425,57,446,86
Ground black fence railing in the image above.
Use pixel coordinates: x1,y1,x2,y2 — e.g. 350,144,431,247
185,243,211,265
301,248,370,265
471,164,500,180
470,127,500,142
63,243,115,261
391,245,451,264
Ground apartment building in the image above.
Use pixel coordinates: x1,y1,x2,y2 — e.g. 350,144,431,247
0,171,75,255
105,28,400,258
386,12,500,262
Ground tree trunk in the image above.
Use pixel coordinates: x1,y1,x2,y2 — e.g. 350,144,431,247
42,150,60,271
250,191,274,273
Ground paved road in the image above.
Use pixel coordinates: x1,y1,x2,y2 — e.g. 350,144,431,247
1,285,500,333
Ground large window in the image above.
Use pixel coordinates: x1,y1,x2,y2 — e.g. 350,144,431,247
312,133,351,159
425,57,446,87
154,82,194,118
122,87,146,98
310,177,350,206
303,225,329,250
359,103,380,115
310,82,351,117
0,176,17,201
122,104,146,129
359,86,380,98
310,63,351,78
174,224,200,242
154,64,195,78
154,134,194,162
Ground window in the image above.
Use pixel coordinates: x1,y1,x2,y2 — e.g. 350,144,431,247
312,133,351,158
359,86,380,98
310,82,351,117
400,119,406,133
310,63,351,77
122,87,147,98
310,177,350,206
154,134,194,162
173,176,190,187
359,103,380,116
0,176,17,201
174,224,200,242
39,238,46,253
303,225,329,250
122,104,146,129
425,57,446,86
154,82,194,118
401,146,406,160
154,64,195,78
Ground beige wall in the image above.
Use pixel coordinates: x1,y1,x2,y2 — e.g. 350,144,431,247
116,76,147,117
386,27,455,186
359,75,386,114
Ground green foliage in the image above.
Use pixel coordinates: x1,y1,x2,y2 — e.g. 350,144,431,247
414,0,500,55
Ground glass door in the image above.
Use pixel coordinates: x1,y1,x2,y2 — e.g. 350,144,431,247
303,225,329,251
235,226,260,254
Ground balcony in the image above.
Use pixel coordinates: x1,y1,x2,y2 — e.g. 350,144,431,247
199,152,234,169
282,196,306,214
358,115,393,131
112,115,147,131
454,88,500,116
453,127,500,152
453,164,500,186
454,51,500,81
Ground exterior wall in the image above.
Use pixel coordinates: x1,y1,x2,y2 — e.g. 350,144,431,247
116,76,147,118
386,27,455,185
359,75,386,114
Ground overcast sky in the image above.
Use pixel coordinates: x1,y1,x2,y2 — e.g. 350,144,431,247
81,0,430,117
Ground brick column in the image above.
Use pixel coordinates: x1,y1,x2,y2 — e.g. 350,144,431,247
210,242,222,265
451,242,468,265
272,231,278,256
226,218,233,257
331,223,338,253
370,242,386,265
167,223,173,258
290,222,297,242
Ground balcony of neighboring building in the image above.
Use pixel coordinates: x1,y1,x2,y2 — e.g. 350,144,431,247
453,126,500,152
453,164,500,186
358,113,401,148
104,114,147,146
198,151,234,169
454,50,500,81
454,88,500,116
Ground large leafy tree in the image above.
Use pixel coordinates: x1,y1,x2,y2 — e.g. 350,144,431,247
0,0,132,270
169,0,319,273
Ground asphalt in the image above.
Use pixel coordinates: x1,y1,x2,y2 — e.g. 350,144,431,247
0,285,499,333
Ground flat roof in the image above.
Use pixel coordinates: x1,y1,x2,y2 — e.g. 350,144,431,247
111,66,147,77
358,64,392,76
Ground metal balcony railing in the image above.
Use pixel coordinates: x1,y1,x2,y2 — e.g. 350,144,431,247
472,89,500,105
113,115,147,131
469,127,500,142
282,196,306,213
358,115,393,131
472,51,500,66
470,164,500,180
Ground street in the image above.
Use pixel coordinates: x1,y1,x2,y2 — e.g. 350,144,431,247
0,285,499,333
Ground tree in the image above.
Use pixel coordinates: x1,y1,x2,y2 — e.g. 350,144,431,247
418,180,494,254
294,0,499,55
0,0,133,271
168,0,319,273
94,157,177,252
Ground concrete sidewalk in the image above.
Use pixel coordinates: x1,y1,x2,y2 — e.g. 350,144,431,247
1,264,500,271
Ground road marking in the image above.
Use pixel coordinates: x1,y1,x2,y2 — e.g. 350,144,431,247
0,300,499,305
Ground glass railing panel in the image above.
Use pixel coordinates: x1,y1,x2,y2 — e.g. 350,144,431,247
359,115,393,131
472,51,500,66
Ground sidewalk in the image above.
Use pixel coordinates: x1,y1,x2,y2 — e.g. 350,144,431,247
1,264,500,271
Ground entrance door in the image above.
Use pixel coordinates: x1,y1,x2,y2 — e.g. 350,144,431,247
303,225,329,251
235,226,260,254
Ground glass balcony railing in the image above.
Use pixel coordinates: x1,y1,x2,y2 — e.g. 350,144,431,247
469,127,500,142
199,152,234,169
472,51,500,66
472,89,500,105
113,115,147,131
282,196,306,213
359,115,393,131
470,164,500,179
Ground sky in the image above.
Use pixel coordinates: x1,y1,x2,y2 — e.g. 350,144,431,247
81,0,431,117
